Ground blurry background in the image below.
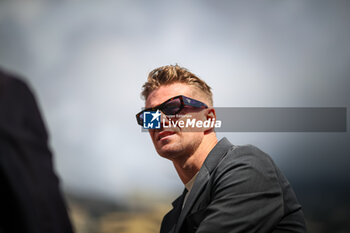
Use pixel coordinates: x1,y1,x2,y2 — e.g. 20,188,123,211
0,0,349,232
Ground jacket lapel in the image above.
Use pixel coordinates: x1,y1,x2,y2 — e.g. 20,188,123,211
174,137,234,233
174,166,210,233
160,189,187,233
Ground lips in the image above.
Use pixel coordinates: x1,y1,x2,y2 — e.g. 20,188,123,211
157,130,176,141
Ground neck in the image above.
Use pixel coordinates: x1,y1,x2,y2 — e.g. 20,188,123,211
172,133,218,184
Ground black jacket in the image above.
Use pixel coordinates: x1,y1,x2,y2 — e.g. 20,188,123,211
160,137,306,233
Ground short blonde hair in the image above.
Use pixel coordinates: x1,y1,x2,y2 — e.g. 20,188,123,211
141,65,213,105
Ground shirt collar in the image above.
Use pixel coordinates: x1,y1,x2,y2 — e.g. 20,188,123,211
185,172,199,192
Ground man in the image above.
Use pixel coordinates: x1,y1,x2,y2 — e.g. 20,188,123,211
136,65,306,233
0,69,74,233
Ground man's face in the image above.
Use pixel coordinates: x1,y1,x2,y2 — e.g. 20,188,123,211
145,83,209,161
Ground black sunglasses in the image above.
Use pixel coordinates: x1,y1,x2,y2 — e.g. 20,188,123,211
136,95,208,126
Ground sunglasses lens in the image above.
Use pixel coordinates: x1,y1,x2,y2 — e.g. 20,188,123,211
162,98,182,115
137,112,144,125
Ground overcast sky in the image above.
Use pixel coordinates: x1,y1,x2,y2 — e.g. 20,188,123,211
0,0,349,201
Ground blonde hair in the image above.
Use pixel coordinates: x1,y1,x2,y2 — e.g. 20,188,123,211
141,65,213,105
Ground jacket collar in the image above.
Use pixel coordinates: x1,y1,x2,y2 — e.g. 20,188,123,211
202,137,234,174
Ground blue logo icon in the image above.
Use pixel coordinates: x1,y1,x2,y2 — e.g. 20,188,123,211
143,110,161,129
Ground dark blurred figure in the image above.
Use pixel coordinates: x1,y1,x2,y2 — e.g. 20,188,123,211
0,69,74,233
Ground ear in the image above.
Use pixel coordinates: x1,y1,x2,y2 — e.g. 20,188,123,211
203,107,217,133
206,107,216,121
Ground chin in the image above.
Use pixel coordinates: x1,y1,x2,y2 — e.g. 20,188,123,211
157,146,181,160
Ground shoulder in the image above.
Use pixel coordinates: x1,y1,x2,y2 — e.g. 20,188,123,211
211,144,282,195
217,144,278,176
0,69,26,85
0,69,33,98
